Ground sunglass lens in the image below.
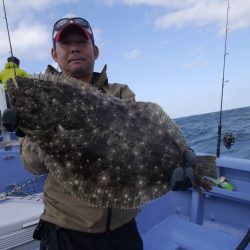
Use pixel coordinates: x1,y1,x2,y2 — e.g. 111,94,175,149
73,18,89,27
54,19,70,31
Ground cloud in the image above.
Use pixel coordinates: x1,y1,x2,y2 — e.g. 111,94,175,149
0,1,79,69
13,23,51,60
96,0,117,6
2,0,79,22
99,0,250,33
123,48,140,59
0,19,50,61
154,1,228,32
122,0,197,8
98,0,198,8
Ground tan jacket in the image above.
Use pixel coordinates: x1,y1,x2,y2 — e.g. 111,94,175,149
20,65,140,233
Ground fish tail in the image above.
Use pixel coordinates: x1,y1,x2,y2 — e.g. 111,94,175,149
194,155,218,191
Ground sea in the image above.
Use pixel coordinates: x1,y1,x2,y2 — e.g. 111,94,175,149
0,106,249,161
175,106,250,160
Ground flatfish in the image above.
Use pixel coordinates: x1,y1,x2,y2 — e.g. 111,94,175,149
7,70,217,209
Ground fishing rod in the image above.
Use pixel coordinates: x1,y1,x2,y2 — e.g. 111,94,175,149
1,0,17,149
2,0,16,78
216,0,230,158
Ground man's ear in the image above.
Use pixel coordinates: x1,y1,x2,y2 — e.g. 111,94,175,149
93,45,99,60
51,47,58,63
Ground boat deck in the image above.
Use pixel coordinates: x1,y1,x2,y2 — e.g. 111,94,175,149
137,156,250,250
0,140,250,249
0,195,43,250
142,215,242,250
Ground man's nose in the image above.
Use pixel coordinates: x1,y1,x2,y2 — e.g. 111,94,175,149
71,48,80,53
70,46,80,53
70,43,81,53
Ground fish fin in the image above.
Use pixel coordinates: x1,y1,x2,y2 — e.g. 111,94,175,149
194,155,217,191
45,64,59,75
145,102,189,152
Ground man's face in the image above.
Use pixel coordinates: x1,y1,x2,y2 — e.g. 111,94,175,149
51,28,99,82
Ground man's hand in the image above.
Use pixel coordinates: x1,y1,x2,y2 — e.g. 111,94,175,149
170,148,196,191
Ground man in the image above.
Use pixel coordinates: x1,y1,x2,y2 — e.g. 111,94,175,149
0,56,29,108
20,16,143,250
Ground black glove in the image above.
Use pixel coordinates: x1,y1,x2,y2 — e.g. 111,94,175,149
15,128,26,137
2,108,17,132
170,148,196,191
1,108,25,137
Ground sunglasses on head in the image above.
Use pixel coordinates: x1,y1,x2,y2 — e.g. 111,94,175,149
53,17,94,44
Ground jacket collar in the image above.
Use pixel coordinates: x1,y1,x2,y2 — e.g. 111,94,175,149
91,64,108,89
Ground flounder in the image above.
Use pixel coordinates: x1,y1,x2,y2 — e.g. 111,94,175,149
7,67,217,209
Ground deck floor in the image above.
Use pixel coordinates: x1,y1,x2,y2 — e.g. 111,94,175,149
141,215,246,250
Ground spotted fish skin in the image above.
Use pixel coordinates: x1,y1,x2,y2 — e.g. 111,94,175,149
7,73,217,209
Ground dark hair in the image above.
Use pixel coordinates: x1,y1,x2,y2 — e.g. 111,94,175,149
7,56,20,66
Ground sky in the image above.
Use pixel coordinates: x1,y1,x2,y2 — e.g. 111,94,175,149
0,0,249,118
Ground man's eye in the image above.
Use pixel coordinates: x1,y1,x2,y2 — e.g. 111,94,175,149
60,40,70,45
59,39,89,45
80,39,88,44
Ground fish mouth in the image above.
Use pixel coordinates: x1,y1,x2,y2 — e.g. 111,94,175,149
10,77,33,94
16,80,31,92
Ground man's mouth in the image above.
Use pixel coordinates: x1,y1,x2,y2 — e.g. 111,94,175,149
69,58,84,63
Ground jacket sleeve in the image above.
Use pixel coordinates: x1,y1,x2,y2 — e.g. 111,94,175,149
22,70,29,78
101,83,136,102
19,69,29,78
19,137,48,175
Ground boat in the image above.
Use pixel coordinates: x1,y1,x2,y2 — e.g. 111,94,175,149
0,137,42,249
0,0,249,249
1,83,250,249
1,129,250,250
0,67,249,249
137,156,250,250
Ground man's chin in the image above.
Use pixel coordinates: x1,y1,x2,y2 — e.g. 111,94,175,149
70,68,87,79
